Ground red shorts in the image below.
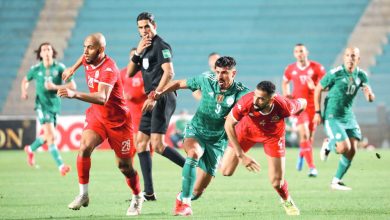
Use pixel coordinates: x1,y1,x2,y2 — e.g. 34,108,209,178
231,121,285,158
84,112,135,159
296,108,316,132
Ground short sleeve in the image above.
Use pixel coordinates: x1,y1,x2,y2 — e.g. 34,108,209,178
186,74,206,91
283,66,291,82
280,96,304,117
157,41,172,65
230,94,250,122
320,71,335,89
26,66,35,81
99,66,117,87
360,70,369,87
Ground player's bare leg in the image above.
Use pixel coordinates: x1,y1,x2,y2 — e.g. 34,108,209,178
220,147,240,176
192,168,213,200
267,155,300,216
68,130,102,210
331,138,357,191
116,157,143,216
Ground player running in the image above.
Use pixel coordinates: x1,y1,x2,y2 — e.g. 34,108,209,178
313,47,375,190
21,42,76,176
282,43,325,177
221,81,306,216
144,56,249,216
58,33,143,215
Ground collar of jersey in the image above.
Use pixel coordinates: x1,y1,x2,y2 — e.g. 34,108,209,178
88,56,106,70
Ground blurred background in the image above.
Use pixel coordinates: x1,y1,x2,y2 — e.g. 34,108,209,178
0,0,389,150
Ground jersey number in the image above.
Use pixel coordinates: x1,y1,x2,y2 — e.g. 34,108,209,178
215,104,221,114
346,84,356,95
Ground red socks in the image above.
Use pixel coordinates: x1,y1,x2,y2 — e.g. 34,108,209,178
275,180,289,200
300,140,315,169
77,155,91,184
126,171,141,195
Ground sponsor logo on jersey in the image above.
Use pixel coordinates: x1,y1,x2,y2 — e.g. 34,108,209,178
87,76,94,88
355,78,361,85
226,96,234,106
105,67,112,72
94,70,100,79
142,58,149,69
132,78,141,87
53,70,59,77
162,49,172,59
38,71,43,76
208,92,214,97
308,69,314,76
335,133,342,140
292,70,297,75
271,115,280,123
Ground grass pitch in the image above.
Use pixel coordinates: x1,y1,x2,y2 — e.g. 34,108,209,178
0,147,389,219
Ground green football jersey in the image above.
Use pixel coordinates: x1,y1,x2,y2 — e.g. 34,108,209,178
186,73,250,141
26,61,72,113
320,65,369,121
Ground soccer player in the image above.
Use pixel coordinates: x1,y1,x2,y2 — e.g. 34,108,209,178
146,56,249,216
120,48,148,159
57,33,143,215
220,81,305,216
313,47,375,191
282,43,325,177
21,42,76,176
192,52,220,100
126,12,185,201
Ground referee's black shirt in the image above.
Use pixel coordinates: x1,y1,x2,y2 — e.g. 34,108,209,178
139,35,173,94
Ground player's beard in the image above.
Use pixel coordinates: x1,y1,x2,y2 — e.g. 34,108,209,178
85,52,99,64
254,103,268,112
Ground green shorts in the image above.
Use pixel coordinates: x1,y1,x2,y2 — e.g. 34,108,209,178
324,118,361,142
36,108,58,126
184,124,227,176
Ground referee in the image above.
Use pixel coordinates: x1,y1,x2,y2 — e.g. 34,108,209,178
127,12,185,201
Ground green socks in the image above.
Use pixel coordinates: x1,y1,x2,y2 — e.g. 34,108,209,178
181,157,198,199
30,137,45,151
48,144,64,168
335,155,351,180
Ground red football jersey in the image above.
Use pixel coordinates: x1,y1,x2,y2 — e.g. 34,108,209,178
119,68,147,104
283,61,325,109
83,56,128,127
231,92,303,137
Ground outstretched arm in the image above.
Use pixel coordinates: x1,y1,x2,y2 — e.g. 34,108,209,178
363,85,375,102
142,79,188,113
224,114,260,173
20,76,29,100
62,55,83,81
57,83,112,105
45,79,77,91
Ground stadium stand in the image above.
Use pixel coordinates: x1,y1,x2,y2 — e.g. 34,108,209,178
371,34,390,74
0,0,45,112
61,0,370,114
